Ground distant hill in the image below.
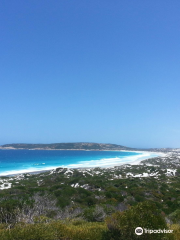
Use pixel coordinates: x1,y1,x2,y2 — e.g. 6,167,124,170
0,142,134,151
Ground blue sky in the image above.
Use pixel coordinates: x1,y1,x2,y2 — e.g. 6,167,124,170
0,1,180,148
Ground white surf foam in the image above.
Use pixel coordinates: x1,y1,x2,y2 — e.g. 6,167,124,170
66,151,162,168
0,151,164,176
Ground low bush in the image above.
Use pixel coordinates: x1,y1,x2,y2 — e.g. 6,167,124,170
105,201,174,240
0,221,107,240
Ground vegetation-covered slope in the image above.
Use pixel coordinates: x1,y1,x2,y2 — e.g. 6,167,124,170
0,142,132,150
0,150,180,239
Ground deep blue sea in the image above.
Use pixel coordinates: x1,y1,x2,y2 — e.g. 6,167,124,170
0,150,158,176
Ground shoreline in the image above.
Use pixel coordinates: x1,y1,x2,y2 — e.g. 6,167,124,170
0,150,165,177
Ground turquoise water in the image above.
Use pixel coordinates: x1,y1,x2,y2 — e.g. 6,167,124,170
0,150,154,176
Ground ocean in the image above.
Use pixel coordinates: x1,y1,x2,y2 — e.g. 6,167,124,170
0,150,159,176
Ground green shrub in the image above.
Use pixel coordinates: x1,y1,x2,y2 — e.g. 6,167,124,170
170,224,180,240
169,210,180,224
105,201,174,240
0,221,107,240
